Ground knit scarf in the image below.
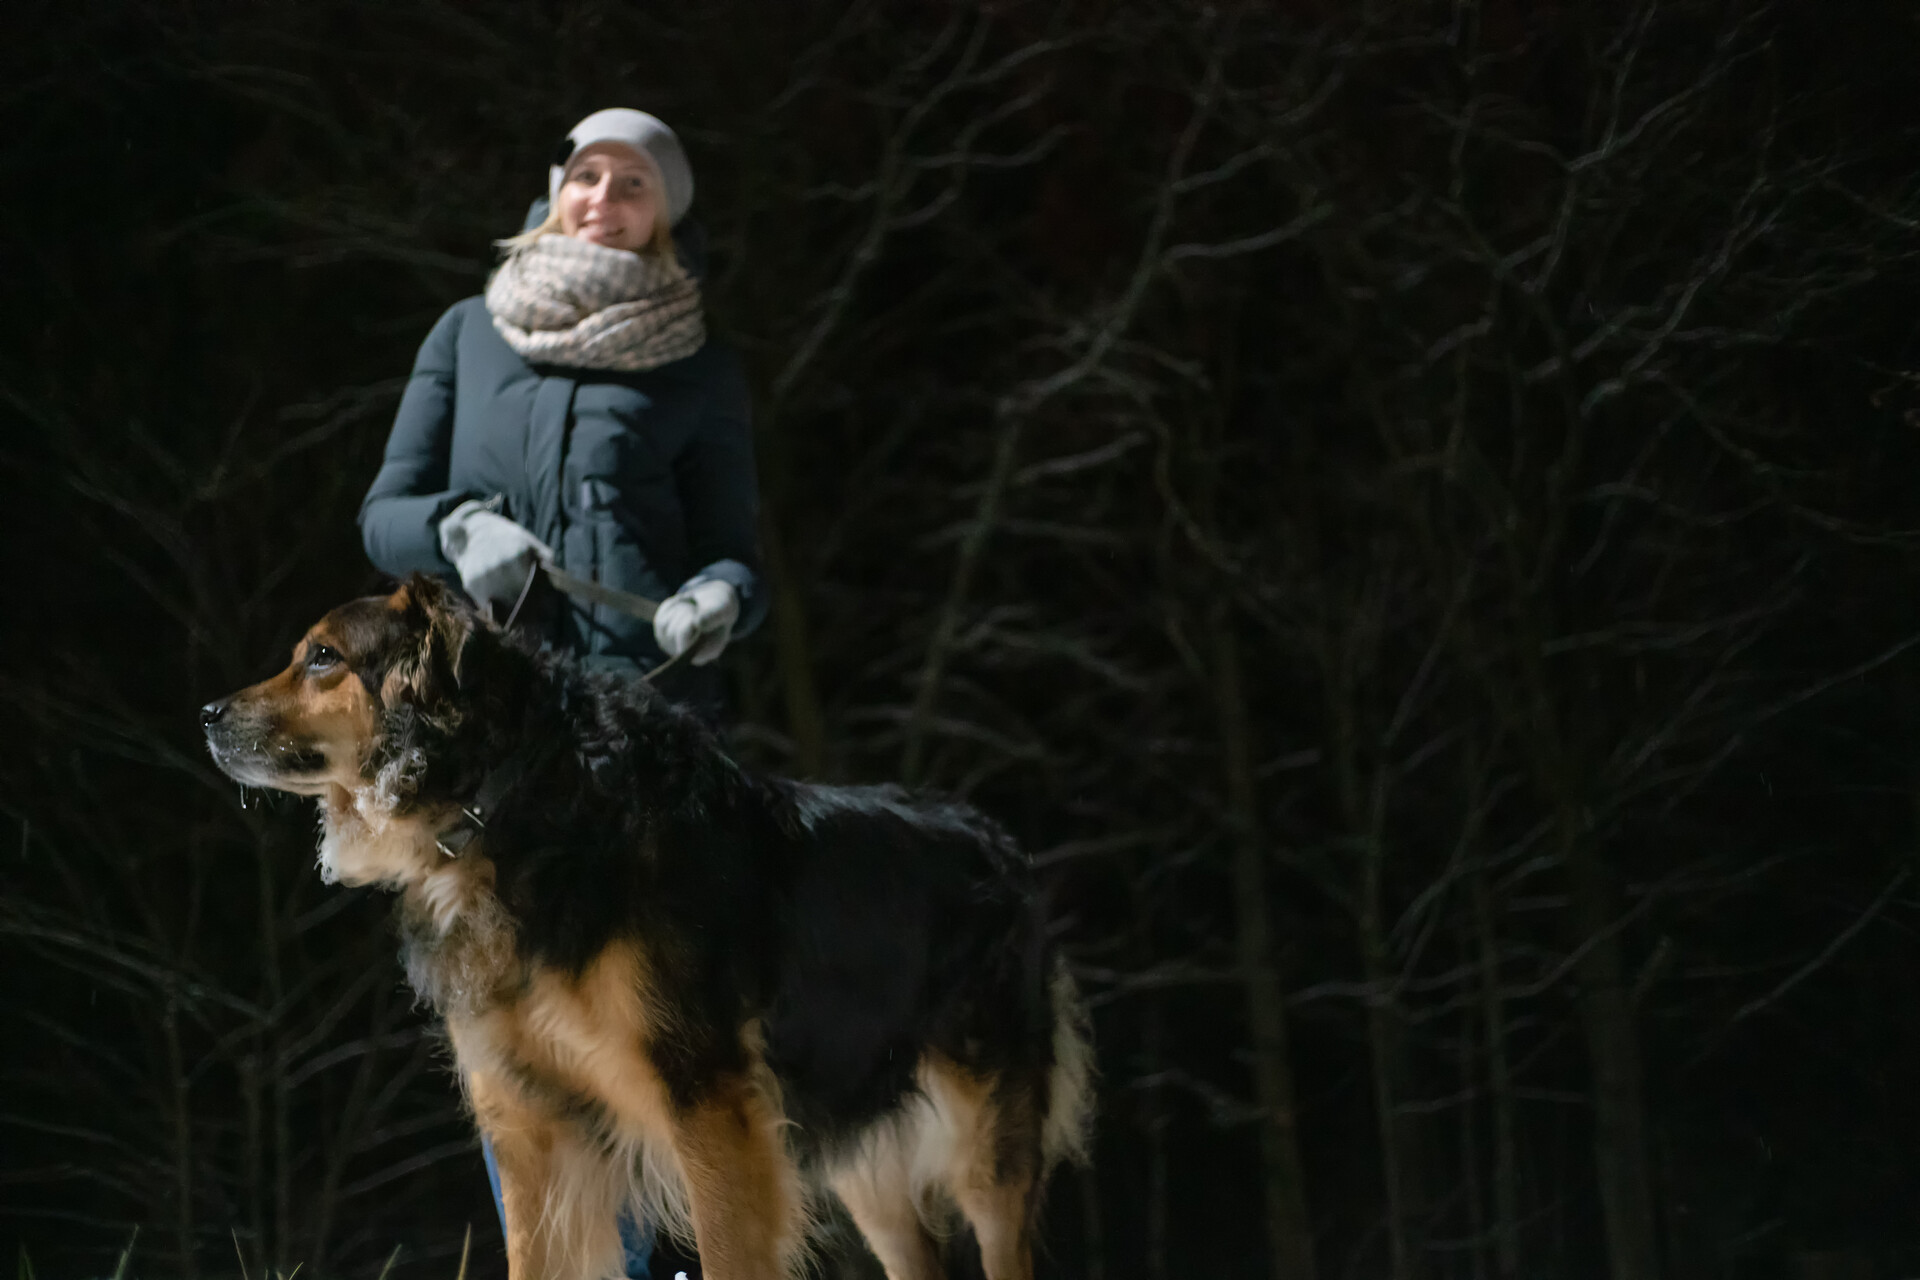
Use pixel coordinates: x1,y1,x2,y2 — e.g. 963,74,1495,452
484,234,706,371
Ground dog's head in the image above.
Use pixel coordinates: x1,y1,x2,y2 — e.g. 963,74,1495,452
201,576,477,801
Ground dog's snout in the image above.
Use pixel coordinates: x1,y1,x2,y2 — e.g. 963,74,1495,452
200,699,229,730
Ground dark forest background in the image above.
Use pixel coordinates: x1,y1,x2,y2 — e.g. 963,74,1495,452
6,2,1920,1278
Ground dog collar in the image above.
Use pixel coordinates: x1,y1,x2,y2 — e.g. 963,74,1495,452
434,738,557,858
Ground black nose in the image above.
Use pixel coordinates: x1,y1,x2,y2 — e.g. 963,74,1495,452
201,700,228,730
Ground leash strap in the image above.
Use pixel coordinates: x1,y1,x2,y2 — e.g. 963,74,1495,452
439,564,685,858
544,564,661,622
498,560,688,686
500,560,664,631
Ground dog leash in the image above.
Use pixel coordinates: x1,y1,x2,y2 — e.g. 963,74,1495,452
544,564,660,622
500,561,688,686
504,560,662,629
438,565,687,859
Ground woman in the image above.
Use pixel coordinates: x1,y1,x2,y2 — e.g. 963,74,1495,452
359,107,762,1276
361,107,764,708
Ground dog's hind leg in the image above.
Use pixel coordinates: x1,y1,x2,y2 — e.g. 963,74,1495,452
951,1177,1034,1280
830,1142,944,1280
923,1060,1040,1280
471,1071,625,1280
670,1073,806,1280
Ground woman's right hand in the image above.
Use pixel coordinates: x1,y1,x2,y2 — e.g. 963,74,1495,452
438,499,553,611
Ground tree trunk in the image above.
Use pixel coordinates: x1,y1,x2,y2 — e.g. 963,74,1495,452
759,510,826,778
1563,820,1661,1280
901,414,1024,786
1144,993,1170,1280
1458,1017,1489,1280
1211,613,1319,1280
1326,637,1424,1280
1358,886,1423,1280
1471,861,1523,1279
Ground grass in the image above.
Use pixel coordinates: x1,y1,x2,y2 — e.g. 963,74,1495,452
12,1224,472,1280
18,1227,137,1280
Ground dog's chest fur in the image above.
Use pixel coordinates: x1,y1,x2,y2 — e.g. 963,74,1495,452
323,792,672,1093
316,794,520,1018
398,860,523,1019
382,836,680,1135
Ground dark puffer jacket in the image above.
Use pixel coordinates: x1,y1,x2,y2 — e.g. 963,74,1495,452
359,296,765,670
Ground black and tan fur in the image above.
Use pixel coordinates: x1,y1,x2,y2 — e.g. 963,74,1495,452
201,577,1093,1280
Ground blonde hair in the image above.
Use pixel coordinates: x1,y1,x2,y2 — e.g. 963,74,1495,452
496,207,677,258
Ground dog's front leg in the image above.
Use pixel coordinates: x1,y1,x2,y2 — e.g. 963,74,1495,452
471,1071,625,1280
671,1075,804,1280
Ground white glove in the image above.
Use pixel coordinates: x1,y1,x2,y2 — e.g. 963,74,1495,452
438,500,552,611
652,579,740,666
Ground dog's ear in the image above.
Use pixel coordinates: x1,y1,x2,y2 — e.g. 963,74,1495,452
380,574,476,711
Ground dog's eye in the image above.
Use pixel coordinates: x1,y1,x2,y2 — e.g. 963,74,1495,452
306,645,342,673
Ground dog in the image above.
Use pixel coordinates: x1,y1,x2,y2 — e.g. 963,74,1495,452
200,575,1093,1280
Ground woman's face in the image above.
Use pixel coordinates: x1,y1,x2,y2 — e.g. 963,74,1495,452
558,142,660,251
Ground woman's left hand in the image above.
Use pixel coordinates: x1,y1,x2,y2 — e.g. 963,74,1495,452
654,580,740,666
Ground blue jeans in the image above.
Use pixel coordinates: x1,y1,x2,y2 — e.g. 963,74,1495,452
482,1134,657,1279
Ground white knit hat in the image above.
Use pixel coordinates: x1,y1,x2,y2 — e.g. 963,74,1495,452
548,108,695,226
